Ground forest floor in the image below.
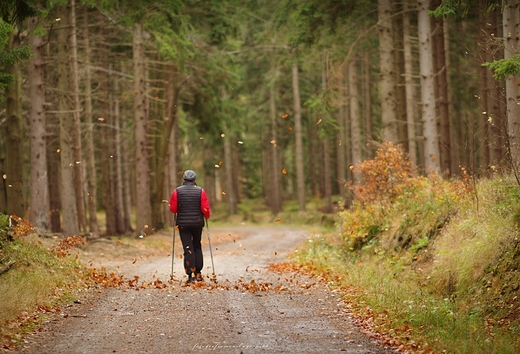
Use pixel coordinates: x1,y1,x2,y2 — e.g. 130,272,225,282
12,225,400,354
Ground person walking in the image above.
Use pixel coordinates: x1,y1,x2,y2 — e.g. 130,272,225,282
169,170,211,284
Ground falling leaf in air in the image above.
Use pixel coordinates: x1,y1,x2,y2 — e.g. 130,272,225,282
282,113,289,119
316,118,322,125
274,218,281,222
98,117,105,122
287,125,292,131
281,168,287,175
162,199,168,203
132,258,137,264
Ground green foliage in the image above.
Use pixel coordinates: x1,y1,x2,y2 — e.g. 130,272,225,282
295,164,520,352
430,0,497,18
483,54,520,80
0,0,41,25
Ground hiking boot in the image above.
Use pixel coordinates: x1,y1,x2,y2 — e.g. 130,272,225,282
185,275,196,284
195,273,203,282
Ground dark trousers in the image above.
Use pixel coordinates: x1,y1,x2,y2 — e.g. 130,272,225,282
178,226,203,275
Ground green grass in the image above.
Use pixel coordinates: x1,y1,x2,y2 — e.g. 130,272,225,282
293,176,520,353
0,231,87,348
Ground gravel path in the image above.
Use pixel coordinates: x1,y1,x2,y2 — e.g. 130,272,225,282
14,226,398,354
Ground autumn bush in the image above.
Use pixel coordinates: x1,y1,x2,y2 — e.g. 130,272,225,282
295,142,520,354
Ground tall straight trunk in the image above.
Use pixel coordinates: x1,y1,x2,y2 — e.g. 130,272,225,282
292,62,305,211
349,60,362,184
418,0,440,174
57,8,79,236
69,0,87,232
478,3,491,172
262,129,271,204
82,10,99,237
28,18,50,231
152,63,178,229
103,68,116,236
336,102,346,203
322,64,332,213
307,122,320,197
269,83,282,214
113,77,126,234
121,116,133,233
378,0,398,142
5,31,26,218
164,63,178,226
502,1,520,176
431,3,451,176
487,8,505,167
223,129,236,214
393,3,408,145
363,51,373,159
403,3,418,166
133,23,152,235
47,126,61,233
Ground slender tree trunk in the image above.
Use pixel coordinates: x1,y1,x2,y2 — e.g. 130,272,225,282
269,83,282,214
403,3,418,166
418,0,440,174
393,3,408,145
28,17,50,231
487,8,505,168
478,3,491,172
292,62,306,211
133,23,152,235
349,60,362,184
502,0,520,178
321,64,332,213
152,63,178,229
82,10,99,238
164,63,177,226
5,30,26,218
69,0,87,232
378,0,398,142
363,51,373,159
336,100,346,203
113,77,126,234
58,7,79,236
431,3,451,176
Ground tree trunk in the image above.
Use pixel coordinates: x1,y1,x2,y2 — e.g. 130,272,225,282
27,17,50,231
431,2,451,176
82,10,99,238
403,3,418,166
487,8,505,168
69,0,87,232
133,23,152,235
378,0,398,142
363,50,373,159
418,0,440,174
113,77,126,234
152,64,179,229
502,0,520,177
336,97,346,203
321,64,332,213
57,7,79,236
269,83,282,214
292,62,306,211
5,30,26,218
349,60,363,184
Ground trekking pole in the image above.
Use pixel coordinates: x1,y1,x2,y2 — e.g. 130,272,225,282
206,218,215,275
170,214,176,280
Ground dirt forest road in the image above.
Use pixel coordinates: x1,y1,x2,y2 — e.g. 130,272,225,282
15,225,398,354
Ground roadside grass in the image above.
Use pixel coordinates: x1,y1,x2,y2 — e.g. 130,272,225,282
292,165,520,353
0,216,87,349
